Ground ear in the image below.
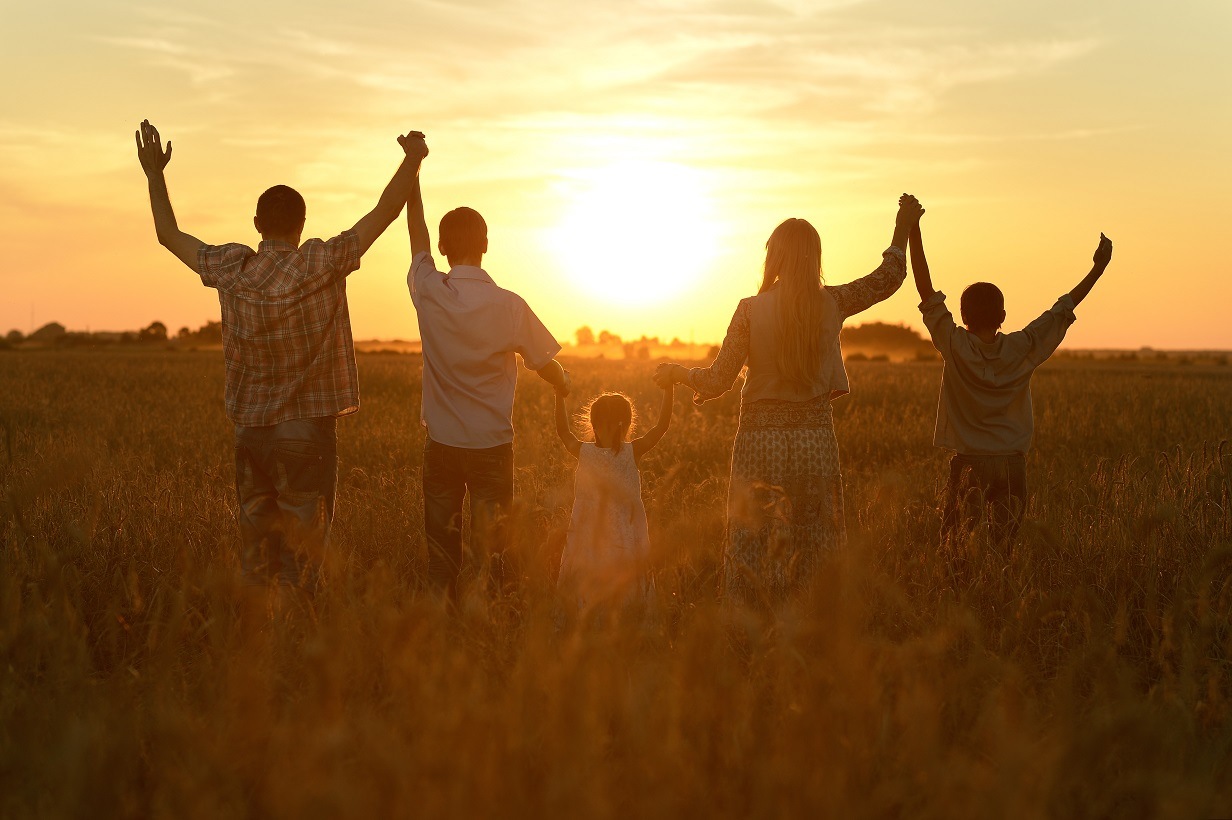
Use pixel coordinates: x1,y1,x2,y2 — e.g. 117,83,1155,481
253,215,261,234
438,238,447,257
996,309,1007,328
481,236,489,254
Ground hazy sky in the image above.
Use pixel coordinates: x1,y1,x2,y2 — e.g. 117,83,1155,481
2,0,1229,348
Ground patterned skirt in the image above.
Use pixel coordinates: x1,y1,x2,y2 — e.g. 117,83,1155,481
723,396,846,605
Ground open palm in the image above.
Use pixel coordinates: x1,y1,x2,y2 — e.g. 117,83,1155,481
135,119,172,175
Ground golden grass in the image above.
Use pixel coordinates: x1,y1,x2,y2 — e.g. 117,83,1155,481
1,349,1230,818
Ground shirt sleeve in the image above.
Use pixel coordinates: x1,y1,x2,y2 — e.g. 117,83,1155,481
196,243,254,291
1020,294,1077,366
408,251,444,304
686,298,751,404
512,298,562,371
918,290,956,359
829,246,907,321
320,229,362,277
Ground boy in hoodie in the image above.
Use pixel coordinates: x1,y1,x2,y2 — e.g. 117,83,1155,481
909,208,1113,546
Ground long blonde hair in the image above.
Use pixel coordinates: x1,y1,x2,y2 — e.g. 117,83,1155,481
758,218,825,386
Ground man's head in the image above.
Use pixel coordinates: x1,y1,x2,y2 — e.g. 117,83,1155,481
960,282,1006,333
438,207,488,266
254,185,306,240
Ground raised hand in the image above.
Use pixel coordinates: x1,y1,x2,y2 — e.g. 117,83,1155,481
900,193,925,223
135,119,172,176
397,131,429,161
1093,232,1113,268
896,193,924,226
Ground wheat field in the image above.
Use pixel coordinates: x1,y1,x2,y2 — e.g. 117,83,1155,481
1,349,1230,818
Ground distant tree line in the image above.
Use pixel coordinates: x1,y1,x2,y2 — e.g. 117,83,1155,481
1,319,223,350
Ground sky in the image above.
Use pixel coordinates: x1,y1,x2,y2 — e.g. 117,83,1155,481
1,0,1229,349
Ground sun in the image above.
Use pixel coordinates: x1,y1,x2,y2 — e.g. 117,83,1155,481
550,161,720,304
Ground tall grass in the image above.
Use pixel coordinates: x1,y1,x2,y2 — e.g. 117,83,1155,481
1,349,1230,818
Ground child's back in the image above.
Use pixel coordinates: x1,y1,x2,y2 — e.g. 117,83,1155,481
559,442,651,600
908,207,1112,546
921,293,1076,456
554,387,674,609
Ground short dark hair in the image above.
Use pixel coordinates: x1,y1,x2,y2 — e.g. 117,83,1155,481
255,185,306,237
439,207,487,264
960,282,1005,330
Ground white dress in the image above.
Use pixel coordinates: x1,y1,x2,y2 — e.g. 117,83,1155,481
558,442,651,607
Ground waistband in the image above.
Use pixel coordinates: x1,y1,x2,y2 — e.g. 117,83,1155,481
738,396,834,430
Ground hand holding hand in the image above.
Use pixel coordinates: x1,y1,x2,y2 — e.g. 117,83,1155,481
397,131,429,161
896,193,924,226
1093,232,1112,268
135,119,172,176
555,369,572,398
654,362,685,389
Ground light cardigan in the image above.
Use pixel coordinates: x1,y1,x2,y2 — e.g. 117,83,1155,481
687,247,907,405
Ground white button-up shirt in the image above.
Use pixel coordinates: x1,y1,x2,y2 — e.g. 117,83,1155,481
409,251,561,449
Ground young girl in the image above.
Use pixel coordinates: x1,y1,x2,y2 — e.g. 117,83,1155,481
554,382,674,608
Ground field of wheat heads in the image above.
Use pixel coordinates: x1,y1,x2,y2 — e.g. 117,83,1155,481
2,348,1231,818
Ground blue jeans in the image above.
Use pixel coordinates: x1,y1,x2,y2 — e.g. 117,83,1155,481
422,438,514,597
234,417,337,592
941,452,1027,547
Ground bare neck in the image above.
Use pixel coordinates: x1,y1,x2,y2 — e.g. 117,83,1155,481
262,233,301,247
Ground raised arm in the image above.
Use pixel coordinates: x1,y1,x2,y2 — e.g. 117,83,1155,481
633,383,674,458
891,193,923,252
830,195,920,320
554,391,582,459
407,167,431,259
909,211,935,301
136,120,204,271
350,131,428,256
1068,233,1112,307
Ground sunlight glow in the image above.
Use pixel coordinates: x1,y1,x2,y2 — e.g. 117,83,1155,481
550,161,720,305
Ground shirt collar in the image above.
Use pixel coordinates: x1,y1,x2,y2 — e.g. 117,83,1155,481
446,265,494,284
258,238,299,253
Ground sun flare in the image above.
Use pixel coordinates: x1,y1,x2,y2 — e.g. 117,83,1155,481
550,161,720,305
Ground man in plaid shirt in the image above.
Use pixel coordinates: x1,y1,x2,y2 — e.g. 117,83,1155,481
136,119,429,600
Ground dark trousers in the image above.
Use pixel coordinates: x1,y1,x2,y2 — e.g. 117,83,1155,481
422,438,514,596
941,452,1027,547
235,417,338,592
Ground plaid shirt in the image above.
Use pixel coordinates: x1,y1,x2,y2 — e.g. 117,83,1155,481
197,230,362,427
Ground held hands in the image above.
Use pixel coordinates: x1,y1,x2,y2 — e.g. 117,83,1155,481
896,193,924,226
556,369,572,398
1093,233,1113,268
135,119,172,176
397,131,429,162
653,362,687,389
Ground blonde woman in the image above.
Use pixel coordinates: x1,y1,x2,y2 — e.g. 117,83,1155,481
655,195,923,604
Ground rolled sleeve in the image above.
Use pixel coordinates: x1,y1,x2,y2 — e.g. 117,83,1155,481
322,229,362,277
918,290,957,359
197,243,252,291
1022,294,1077,366
408,251,444,303
513,299,561,371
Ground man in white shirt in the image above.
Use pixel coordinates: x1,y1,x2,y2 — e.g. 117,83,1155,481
910,204,1113,550
404,134,570,598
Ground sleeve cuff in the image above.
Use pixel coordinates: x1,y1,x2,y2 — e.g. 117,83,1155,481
523,344,561,372
918,290,947,312
1054,293,1077,321
884,245,906,260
